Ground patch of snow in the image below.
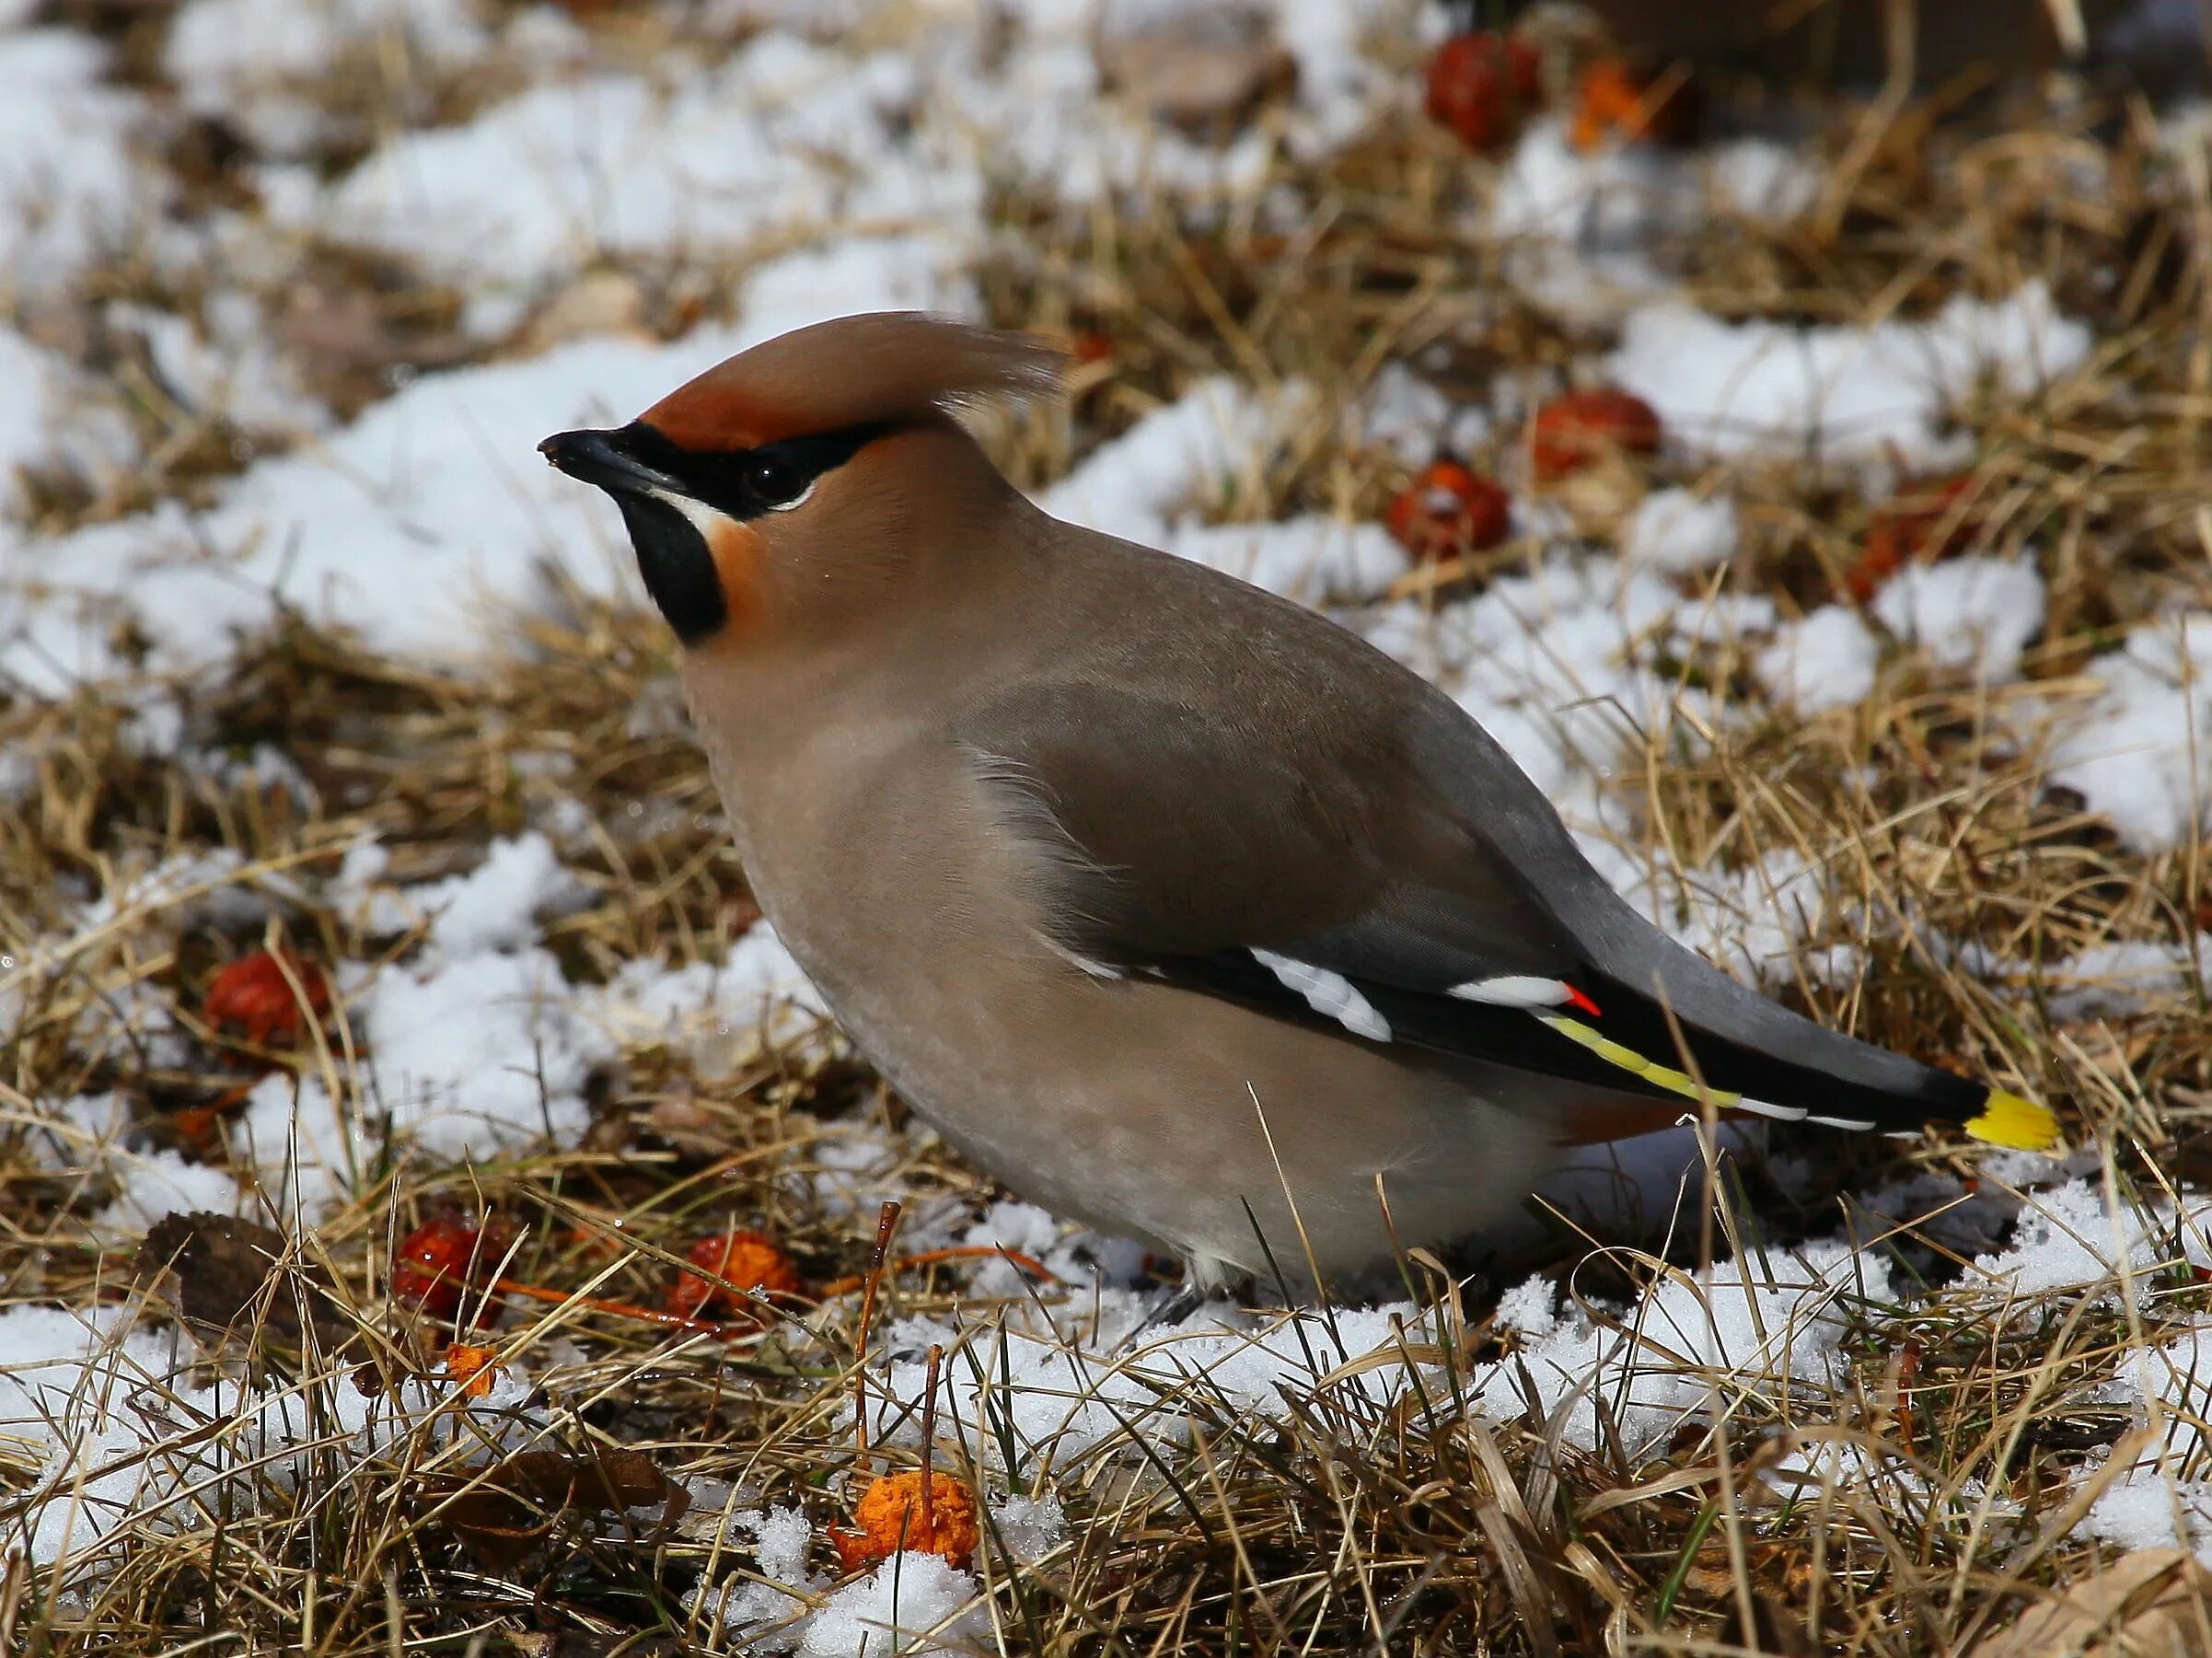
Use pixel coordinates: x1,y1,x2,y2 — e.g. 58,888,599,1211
797,1552,983,1657
166,0,491,157
1168,516,1409,601
360,946,612,1162
1757,606,1880,712
1870,555,2044,682
4,325,757,687
1621,487,1739,575
990,1491,1068,1562
91,1149,245,1236
1612,284,2091,478
0,31,163,297
1477,1240,1889,1456
2042,612,2212,850
1041,376,1316,548
401,831,583,957
0,328,139,520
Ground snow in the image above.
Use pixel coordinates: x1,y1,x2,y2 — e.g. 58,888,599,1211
1040,376,1317,548
107,296,329,435
166,0,491,157
990,1492,1068,1562
1621,487,1740,575
2,327,751,685
2042,612,2212,850
0,31,161,298
91,1148,246,1235
2042,938,2208,1020
0,328,138,522
1478,1240,1891,1456
1757,606,1882,712
588,922,834,1077
359,946,610,1164
6,1309,541,1571
1612,283,2092,478
308,42,921,310
1871,555,2045,682
406,831,583,957
799,1554,984,1657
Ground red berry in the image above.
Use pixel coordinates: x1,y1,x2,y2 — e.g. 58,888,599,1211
204,948,330,1048
1530,388,1662,481
1424,31,1541,152
1845,475,1979,602
1384,459,1512,562
667,1229,802,1321
393,1217,487,1321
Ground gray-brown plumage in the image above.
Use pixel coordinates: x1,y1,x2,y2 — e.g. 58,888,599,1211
539,311,2055,1296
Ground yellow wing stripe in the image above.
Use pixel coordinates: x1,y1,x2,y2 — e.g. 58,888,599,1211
1539,1014,1742,1107
1542,1018,2063,1152
1964,1089,2061,1152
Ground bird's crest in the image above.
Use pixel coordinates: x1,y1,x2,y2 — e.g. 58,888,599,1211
642,312,1068,451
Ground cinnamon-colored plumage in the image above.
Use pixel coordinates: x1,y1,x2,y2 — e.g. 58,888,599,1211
540,311,2056,1297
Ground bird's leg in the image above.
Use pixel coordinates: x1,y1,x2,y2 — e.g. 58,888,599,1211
1128,1282,1208,1341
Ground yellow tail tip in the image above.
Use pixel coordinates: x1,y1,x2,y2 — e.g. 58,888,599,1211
1964,1089,2060,1152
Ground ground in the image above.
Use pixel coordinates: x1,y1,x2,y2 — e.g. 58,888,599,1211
4,1,2212,1653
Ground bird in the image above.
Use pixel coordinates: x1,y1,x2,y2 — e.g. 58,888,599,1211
539,311,2056,1299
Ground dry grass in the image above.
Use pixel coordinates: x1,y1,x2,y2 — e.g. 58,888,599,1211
6,14,2212,1656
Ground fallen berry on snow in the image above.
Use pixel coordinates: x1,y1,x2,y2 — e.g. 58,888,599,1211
1423,30,1541,152
1530,388,1662,481
666,1227,802,1320
1384,458,1512,562
829,1471,981,1572
203,947,330,1048
444,1342,500,1397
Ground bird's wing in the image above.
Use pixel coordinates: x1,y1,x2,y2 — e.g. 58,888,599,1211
958,676,2056,1150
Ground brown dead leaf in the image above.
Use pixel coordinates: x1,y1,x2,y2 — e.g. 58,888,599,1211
436,1448,690,1571
1968,1549,2212,1658
136,1212,351,1351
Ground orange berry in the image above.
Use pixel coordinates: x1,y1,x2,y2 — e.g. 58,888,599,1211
444,1342,500,1397
1383,459,1512,562
829,1471,980,1573
666,1228,801,1320
1530,388,1662,481
1570,58,1698,152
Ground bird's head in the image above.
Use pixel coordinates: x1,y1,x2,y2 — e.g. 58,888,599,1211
539,312,1065,650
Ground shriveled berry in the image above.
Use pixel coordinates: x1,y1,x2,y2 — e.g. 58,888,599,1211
667,1228,802,1320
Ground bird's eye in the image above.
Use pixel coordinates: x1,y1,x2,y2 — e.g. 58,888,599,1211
748,454,815,513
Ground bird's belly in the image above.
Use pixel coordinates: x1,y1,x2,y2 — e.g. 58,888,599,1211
772,910,1560,1287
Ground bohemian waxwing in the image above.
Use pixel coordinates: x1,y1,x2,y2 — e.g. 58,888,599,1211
540,311,2056,1297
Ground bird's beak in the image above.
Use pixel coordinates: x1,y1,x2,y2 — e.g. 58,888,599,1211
539,427,685,497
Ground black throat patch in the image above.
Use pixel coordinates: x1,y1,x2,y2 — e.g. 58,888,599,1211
615,493,727,644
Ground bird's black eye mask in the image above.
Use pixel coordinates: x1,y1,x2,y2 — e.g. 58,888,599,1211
619,419,901,521
539,416,902,643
